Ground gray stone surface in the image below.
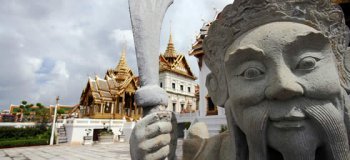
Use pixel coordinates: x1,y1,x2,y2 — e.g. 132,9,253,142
0,140,183,160
128,0,350,160
182,0,350,160
129,0,172,108
129,0,178,160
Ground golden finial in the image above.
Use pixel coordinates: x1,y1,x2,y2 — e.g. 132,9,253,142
116,45,130,71
164,21,176,57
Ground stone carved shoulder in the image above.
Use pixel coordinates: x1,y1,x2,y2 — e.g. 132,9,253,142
183,131,233,160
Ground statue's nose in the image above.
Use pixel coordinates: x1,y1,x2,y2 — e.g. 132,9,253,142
265,68,304,100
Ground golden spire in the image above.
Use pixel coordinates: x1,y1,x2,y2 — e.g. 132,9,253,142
164,27,177,58
116,46,130,72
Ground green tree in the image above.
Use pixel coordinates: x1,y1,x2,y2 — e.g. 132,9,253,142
57,108,65,115
19,100,34,122
34,103,49,124
57,108,66,119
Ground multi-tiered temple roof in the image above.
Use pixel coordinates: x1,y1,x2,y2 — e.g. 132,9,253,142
159,33,196,80
189,23,211,69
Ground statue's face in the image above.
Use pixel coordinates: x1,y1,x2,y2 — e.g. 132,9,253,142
225,22,349,159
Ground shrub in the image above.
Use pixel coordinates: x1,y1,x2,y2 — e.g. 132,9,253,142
0,126,50,148
0,139,48,148
220,125,228,133
0,126,48,140
184,122,191,130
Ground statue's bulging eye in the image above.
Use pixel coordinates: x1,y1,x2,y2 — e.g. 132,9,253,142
296,57,320,70
241,67,264,79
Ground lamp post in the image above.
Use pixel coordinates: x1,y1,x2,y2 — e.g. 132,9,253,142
50,96,59,145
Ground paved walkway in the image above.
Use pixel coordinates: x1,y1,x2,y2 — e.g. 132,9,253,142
0,140,183,160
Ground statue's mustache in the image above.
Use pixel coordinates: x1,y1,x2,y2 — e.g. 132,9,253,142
302,101,350,160
238,98,350,160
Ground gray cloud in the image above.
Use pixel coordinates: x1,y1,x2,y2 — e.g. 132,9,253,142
0,0,231,110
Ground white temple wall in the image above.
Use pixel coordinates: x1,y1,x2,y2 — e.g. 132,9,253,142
62,119,131,145
198,63,225,117
159,71,197,113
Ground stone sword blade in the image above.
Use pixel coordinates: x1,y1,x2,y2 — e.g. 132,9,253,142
129,0,174,116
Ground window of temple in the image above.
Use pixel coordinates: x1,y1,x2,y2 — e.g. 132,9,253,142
188,87,191,93
172,83,176,90
104,102,111,113
180,85,184,91
181,104,184,111
172,103,176,112
160,82,163,88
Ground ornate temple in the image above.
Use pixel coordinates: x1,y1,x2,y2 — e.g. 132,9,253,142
159,33,198,113
79,49,141,121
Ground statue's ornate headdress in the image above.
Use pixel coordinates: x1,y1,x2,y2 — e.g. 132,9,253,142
204,0,350,106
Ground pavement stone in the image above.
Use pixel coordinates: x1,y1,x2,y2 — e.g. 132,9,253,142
0,140,183,160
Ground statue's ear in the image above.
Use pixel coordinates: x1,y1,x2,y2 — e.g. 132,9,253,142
342,47,350,92
206,72,228,106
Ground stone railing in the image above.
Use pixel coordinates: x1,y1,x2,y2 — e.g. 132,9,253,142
175,111,199,123
63,118,126,127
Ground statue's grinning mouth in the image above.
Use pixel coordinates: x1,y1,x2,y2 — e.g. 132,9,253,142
269,106,307,129
270,120,306,129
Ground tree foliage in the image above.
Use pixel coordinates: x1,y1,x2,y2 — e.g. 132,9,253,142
57,108,65,115
18,100,50,123
19,100,34,122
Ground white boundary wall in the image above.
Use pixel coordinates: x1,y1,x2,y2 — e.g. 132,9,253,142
59,118,135,145
0,122,36,128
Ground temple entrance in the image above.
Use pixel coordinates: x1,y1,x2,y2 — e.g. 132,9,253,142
93,129,103,141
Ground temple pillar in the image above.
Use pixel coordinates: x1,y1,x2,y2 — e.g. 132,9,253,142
111,103,114,114
122,94,125,116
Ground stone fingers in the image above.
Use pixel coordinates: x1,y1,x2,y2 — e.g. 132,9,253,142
145,122,172,138
138,112,161,127
135,111,172,139
144,145,170,160
139,134,171,153
138,111,172,127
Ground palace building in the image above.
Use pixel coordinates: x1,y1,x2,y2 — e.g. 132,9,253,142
159,33,198,113
78,49,141,121
77,34,199,121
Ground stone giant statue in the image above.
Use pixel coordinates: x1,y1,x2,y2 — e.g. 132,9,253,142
130,0,350,160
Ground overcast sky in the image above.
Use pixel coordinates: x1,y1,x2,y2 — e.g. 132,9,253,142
0,0,232,110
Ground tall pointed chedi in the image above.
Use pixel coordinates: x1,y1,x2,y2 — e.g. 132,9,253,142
164,32,177,58
115,47,129,72
112,47,133,82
